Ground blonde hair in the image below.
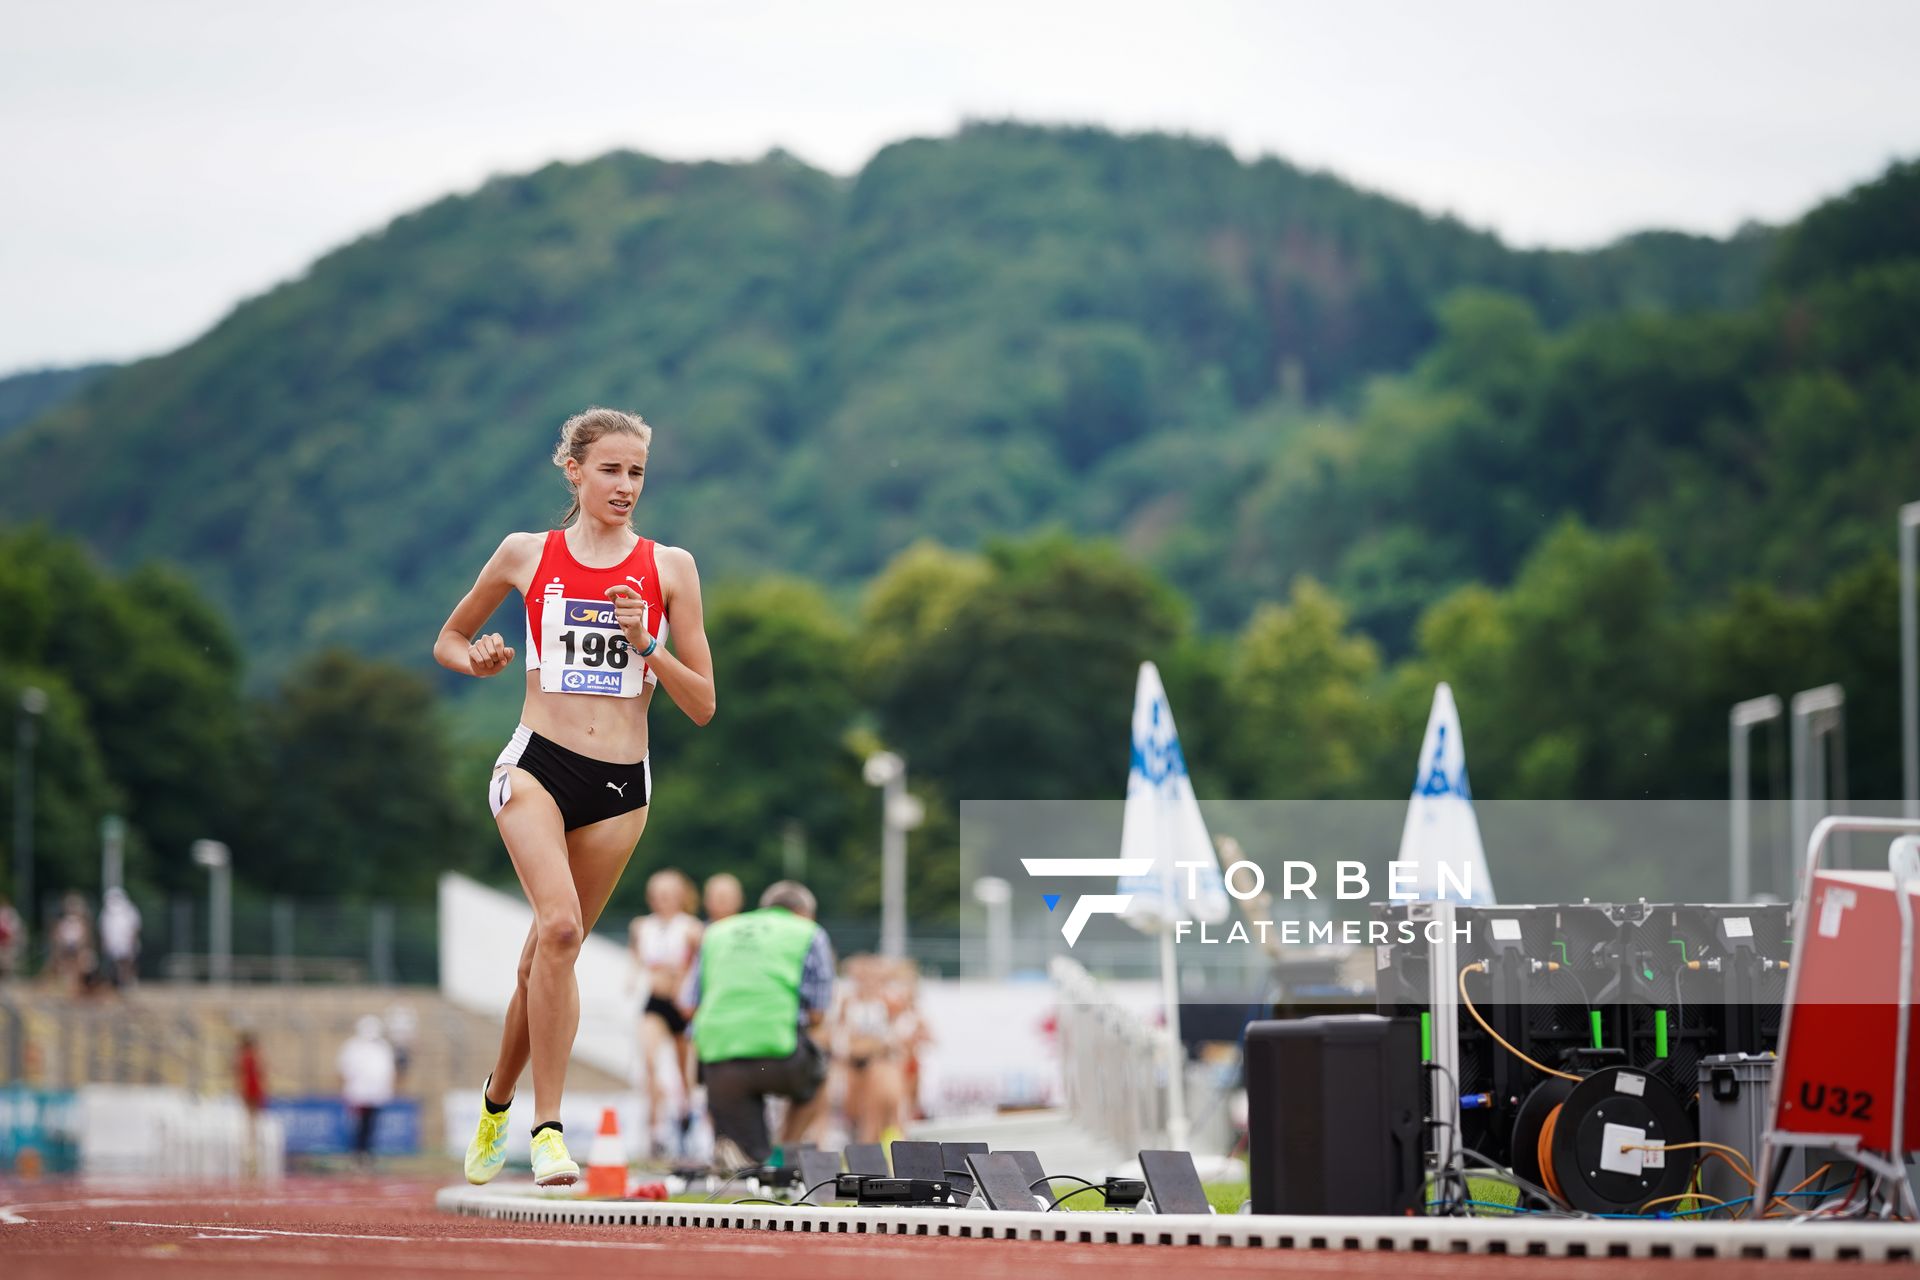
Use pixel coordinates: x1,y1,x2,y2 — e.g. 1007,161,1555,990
553,407,652,523
647,868,696,916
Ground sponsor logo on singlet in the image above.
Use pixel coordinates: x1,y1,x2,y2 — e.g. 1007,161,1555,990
562,669,623,694
565,600,618,628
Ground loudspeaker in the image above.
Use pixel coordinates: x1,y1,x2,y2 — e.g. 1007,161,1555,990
1246,1015,1423,1215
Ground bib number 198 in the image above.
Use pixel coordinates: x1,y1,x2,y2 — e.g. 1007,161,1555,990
559,630,629,668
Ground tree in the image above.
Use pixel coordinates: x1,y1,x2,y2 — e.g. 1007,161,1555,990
245,650,473,899
1225,579,1388,799
0,527,251,894
1397,521,1688,801
868,532,1187,802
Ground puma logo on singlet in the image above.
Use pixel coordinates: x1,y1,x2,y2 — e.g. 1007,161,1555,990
606,781,627,797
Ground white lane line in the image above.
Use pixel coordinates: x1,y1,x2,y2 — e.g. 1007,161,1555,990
102,1218,1144,1266
2,1190,412,1226
110,1221,416,1243
2,1198,173,1226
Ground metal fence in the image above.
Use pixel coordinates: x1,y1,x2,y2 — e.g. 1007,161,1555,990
12,891,440,987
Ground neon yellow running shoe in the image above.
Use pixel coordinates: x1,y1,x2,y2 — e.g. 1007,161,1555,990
530,1126,579,1187
465,1093,511,1185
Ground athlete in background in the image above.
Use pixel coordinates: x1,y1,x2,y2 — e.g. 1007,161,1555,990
435,407,715,1187
630,868,701,1155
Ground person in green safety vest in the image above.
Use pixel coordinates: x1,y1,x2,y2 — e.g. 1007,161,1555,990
685,880,836,1164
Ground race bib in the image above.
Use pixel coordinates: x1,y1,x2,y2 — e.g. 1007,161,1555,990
539,593,644,697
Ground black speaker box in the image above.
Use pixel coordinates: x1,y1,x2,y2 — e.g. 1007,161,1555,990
1245,1015,1423,1215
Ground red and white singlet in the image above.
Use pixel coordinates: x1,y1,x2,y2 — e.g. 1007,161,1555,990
523,529,668,697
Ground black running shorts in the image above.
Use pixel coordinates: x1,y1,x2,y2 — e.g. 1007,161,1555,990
644,993,690,1036
490,725,650,830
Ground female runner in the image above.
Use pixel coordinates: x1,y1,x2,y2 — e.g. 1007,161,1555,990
435,407,715,1186
629,868,701,1155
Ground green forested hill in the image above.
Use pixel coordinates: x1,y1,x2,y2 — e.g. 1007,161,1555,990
3,123,1884,688
6,135,1920,911
0,363,112,441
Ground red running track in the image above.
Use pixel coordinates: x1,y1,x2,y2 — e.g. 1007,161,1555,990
0,1176,1883,1278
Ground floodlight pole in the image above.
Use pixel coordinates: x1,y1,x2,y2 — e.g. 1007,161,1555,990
864,752,922,960
972,876,1012,981
1789,686,1845,878
191,840,231,986
1729,695,1783,901
12,687,47,936
101,815,125,897
1901,501,1919,821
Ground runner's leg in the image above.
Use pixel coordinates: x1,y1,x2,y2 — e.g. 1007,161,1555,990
487,791,648,1119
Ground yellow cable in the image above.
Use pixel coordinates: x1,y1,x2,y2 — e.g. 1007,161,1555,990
1457,962,1581,1083
1639,1190,1726,1215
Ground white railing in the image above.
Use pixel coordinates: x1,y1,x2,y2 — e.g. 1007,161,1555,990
1049,955,1179,1154
80,1084,284,1180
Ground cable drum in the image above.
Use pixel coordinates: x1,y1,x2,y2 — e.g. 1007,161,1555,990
1547,1066,1695,1213
1509,1077,1574,1192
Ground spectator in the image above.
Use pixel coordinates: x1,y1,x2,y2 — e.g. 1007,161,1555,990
685,880,833,1164
99,887,142,989
702,873,743,923
236,1031,268,1112
235,1030,269,1175
384,1002,419,1087
47,894,95,995
0,895,23,980
338,1015,396,1170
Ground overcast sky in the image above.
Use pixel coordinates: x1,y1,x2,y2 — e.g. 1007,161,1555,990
3,0,1917,373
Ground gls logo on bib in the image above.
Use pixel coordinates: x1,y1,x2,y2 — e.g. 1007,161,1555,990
565,601,616,628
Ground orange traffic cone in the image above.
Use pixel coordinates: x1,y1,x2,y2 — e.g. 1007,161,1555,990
585,1107,628,1198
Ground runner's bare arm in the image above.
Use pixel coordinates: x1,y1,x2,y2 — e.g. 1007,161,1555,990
607,545,715,724
434,533,540,677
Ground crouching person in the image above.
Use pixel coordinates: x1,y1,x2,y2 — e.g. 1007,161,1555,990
687,880,833,1165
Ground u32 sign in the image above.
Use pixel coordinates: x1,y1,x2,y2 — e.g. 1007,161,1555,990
1792,1081,1874,1121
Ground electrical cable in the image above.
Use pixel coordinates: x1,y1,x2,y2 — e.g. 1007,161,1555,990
1045,1184,1108,1211
1548,961,1592,1011
1030,1174,1098,1193
1764,1163,1836,1217
732,1175,854,1207
1425,1198,1539,1215
1663,1190,1835,1220
1638,1190,1727,1216
1421,1061,1469,1215
702,1166,761,1202
1622,1140,1755,1182
795,1177,850,1205
1455,1145,1581,1216
1459,963,1581,1083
